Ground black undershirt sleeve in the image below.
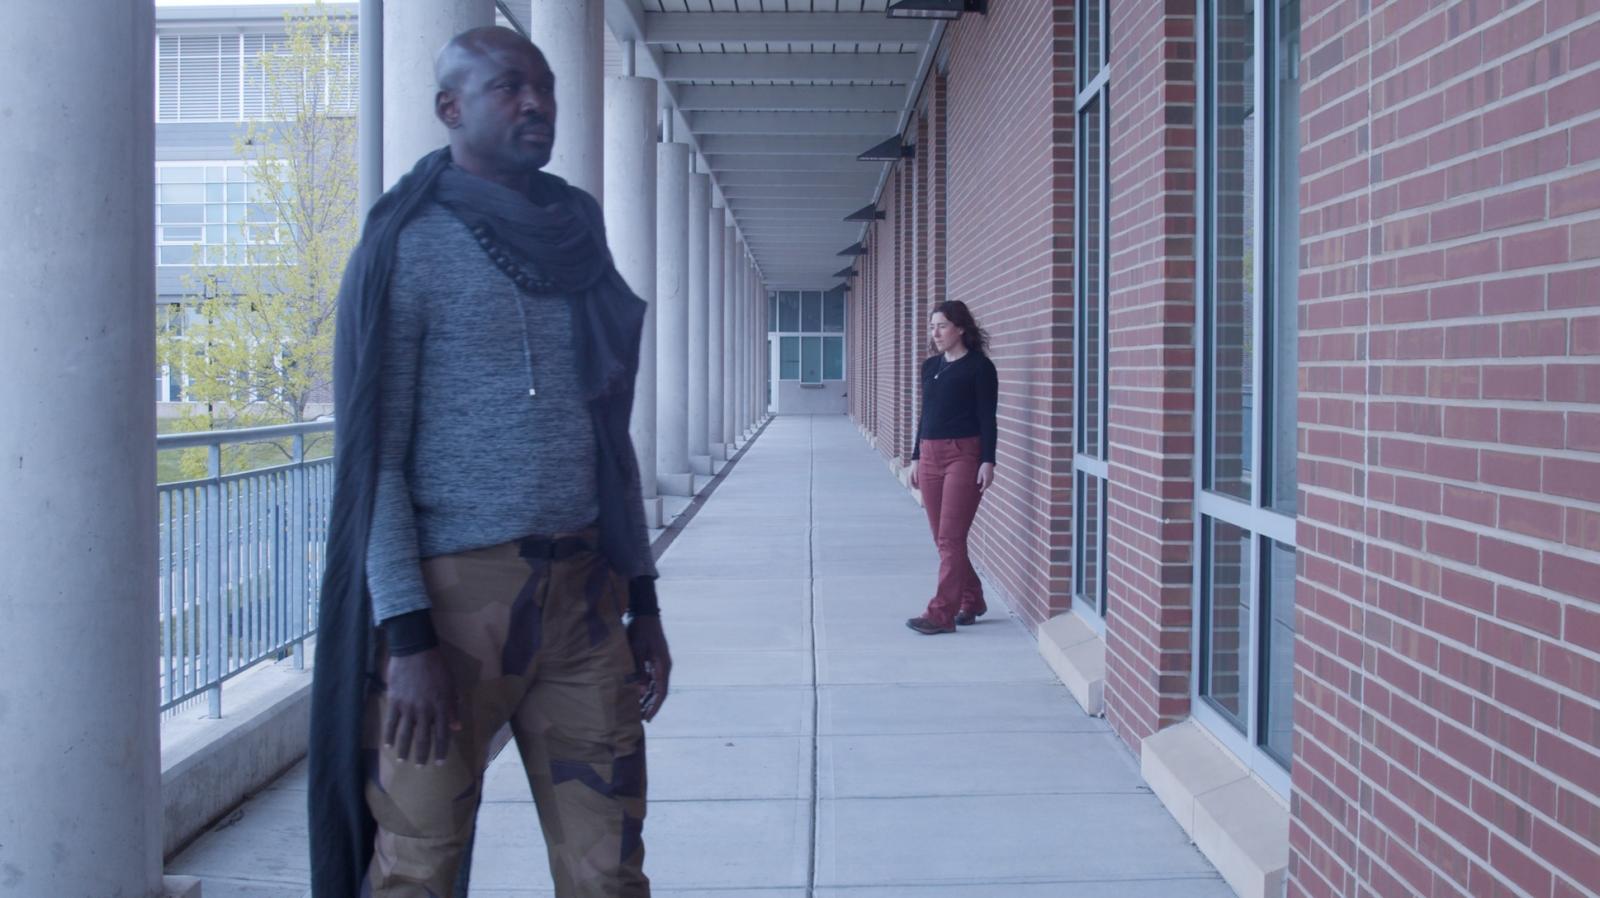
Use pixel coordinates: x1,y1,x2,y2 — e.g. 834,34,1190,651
978,356,999,465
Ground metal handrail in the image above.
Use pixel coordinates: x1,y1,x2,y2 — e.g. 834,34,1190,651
157,420,335,716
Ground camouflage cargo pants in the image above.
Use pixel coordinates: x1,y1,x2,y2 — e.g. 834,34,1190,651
362,532,649,897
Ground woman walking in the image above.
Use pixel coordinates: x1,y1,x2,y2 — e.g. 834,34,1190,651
906,301,999,635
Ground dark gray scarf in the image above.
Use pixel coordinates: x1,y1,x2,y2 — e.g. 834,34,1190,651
434,162,609,296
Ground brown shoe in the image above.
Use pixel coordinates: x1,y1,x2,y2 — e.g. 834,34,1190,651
906,616,956,635
954,610,979,626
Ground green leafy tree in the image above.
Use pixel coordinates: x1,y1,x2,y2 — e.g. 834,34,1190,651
159,3,358,435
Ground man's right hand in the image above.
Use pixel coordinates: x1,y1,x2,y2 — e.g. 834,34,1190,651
384,649,462,766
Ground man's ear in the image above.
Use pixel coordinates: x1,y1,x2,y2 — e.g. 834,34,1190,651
435,90,460,129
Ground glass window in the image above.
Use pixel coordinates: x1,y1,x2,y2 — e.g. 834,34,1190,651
1073,0,1111,623
824,292,846,333
1075,472,1105,615
1267,0,1301,514
779,292,801,332
1080,94,1105,458
801,336,823,384
779,336,801,381
156,162,279,267
1206,0,1256,502
1196,0,1301,779
801,291,823,333
1261,540,1296,765
823,336,845,380
1081,0,1103,83
1202,518,1253,731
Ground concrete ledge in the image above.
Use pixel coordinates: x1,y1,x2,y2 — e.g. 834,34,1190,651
161,651,314,859
710,444,728,462
643,494,664,529
691,454,714,476
657,472,697,497
1142,720,1288,898
1036,614,1105,716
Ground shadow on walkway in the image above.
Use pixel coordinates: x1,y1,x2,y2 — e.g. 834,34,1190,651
168,415,1230,897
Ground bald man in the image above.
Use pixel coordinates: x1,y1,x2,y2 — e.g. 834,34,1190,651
309,27,669,898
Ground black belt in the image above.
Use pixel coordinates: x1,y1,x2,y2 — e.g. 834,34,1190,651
518,533,594,561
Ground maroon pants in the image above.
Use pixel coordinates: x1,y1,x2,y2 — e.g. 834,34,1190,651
917,437,987,627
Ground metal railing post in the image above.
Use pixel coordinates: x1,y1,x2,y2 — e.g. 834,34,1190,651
290,433,307,669
205,442,224,718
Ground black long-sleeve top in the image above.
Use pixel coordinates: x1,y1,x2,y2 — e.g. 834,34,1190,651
911,350,999,464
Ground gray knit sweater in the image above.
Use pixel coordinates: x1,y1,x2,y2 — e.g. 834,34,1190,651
365,202,599,623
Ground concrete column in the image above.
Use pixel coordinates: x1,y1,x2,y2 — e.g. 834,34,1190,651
656,142,694,495
523,0,603,199
686,171,711,473
384,0,493,187
758,272,769,419
604,74,659,526
359,0,384,215
746,257,758,435
732,245,747,442
0,4,162,895
752,264,764,429
707,200,726,461
722,223,738,450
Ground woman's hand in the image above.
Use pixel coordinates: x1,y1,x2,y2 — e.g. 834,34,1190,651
908,459,919,489
976,462,995,493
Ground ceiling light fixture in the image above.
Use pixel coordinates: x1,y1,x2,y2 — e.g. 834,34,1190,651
837,243,868,256
833,266,856,278
885,0,987,20
843,203,886,222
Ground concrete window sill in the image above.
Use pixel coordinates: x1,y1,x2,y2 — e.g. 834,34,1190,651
1142,719,1289,898
1036,613,1106,715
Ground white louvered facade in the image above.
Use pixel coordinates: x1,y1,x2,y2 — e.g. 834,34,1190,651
157,31,358,123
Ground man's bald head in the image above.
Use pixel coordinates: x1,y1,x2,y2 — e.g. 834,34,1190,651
435,26,543,94
433,26,558,187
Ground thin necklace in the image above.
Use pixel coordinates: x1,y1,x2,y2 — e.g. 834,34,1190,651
934,352,967,380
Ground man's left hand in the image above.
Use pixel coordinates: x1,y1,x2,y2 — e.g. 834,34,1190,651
628,615,672,721
977,462,996,493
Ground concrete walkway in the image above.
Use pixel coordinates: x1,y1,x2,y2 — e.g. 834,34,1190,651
168,415,1230,897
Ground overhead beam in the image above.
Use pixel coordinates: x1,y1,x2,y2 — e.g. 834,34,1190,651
675,85,906,112
660,52,920,82
715,169,880,186
708,155,883,173
643,12,934,46
697,134,871,156
727,199,860,210
686,111,899,135
732,210,862,220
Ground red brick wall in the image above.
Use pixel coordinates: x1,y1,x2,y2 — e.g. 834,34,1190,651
871,173,903,456
927,75,950,312
1294,1,1600,896
1101,0,1201,748
935,0,1076,626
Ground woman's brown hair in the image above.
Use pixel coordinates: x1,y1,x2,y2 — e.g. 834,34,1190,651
929,300,989,355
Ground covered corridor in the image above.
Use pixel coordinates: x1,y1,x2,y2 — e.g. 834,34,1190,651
4,1,1599,896
167,417,1231,896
